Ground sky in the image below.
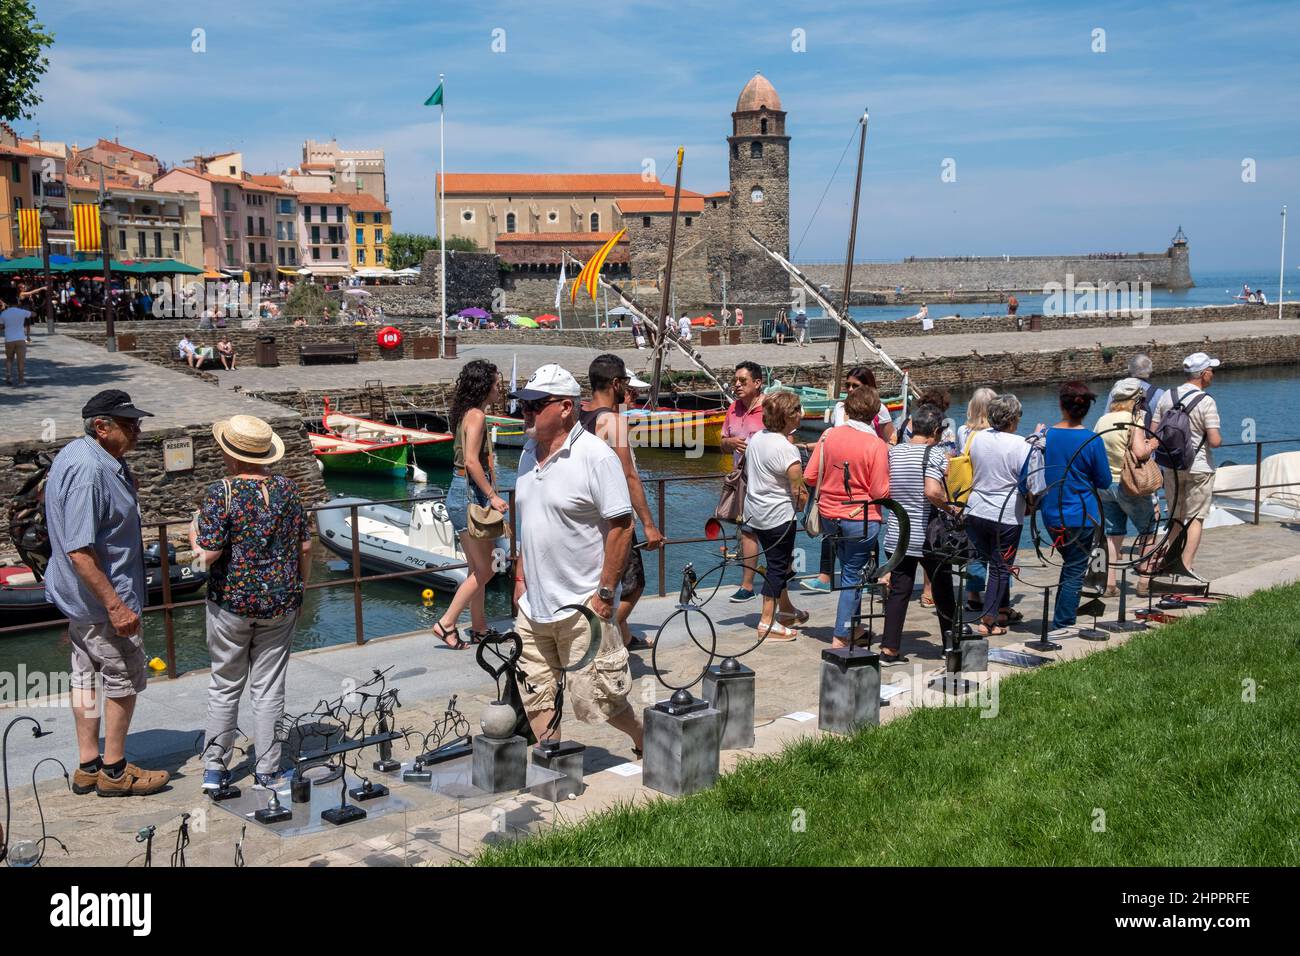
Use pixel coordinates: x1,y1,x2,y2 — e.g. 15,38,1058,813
19,0,1300,271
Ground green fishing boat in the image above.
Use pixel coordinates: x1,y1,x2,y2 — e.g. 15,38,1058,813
310,432,411,475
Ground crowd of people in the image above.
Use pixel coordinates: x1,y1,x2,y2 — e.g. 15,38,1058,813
39,344,1223,797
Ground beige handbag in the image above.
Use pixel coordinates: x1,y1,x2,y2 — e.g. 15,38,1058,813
1120,413,1162,497
467,430,507,539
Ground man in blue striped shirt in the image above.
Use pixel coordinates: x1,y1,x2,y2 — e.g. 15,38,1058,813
44,390,170,798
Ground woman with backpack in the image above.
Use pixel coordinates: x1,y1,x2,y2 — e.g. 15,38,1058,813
956,387,997,610
1039,382,1112,637
1096,378,1161,596
191,415,311,791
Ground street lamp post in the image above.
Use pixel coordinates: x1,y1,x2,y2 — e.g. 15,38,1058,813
101,203,117,351
39,207,56,335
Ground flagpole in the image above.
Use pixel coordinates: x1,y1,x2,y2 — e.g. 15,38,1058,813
1280,204,1287,322
438,73,447,357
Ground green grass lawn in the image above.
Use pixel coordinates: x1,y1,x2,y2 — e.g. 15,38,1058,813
480,583,1300,866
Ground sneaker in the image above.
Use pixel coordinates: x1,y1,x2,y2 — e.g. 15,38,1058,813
71,767,100,795
728,588,755,603
799,578,831,593
1047,626,1077,640
97,763,170,797
253,768,293,790
202,769,229,792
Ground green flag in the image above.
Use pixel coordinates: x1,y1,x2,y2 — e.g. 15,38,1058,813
424,83,443,107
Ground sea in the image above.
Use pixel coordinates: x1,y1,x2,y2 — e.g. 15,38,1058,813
3,270,1297,677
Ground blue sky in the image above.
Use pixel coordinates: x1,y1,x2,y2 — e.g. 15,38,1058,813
21,0,1299,270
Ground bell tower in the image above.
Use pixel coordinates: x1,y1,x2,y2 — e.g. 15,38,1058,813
727,72,790,305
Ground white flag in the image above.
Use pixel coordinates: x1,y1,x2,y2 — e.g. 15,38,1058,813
555,259,566,309
509,353,518,414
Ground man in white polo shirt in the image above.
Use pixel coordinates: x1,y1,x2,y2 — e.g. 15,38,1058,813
511,364,644,756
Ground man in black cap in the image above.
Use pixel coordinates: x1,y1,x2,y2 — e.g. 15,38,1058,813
43,390,170,798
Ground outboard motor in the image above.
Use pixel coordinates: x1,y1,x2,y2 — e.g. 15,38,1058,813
144,542,178,567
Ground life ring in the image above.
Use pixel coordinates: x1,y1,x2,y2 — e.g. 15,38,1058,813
376,326,403,350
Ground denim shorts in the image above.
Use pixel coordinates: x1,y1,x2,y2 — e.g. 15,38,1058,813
445,473,490,535
1099,486,1156,537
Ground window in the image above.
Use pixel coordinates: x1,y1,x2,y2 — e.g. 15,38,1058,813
247,216,254,234
374,228,383,245
143,204,152,215
685,217,693,227
119,230,126,249
153,232,162,257
331,247,340,260
248,242,255,261
335,205,344,222
286,223,295,240
304,206,312,222
276,221,285,241
642,216,651,228
356,228,364,245
226,243,234,263
137,231,146,256
10,160,18,183
375,249,383,264
462,208,475,223
760,118,768,134
750,141,762,159
260,242,267,262
751,186,764,203
228,165,236,176
311,225,320,244
223,188,231,209
355,212,365,224
505,212,516,233
278,247,285,265
288,248,296,265
589,212,600,232
278,198,292,214
173,233,180,251
224,217,232,236
258,217,265,235
357,249,366,264
312,247,320,260
547,210,557,223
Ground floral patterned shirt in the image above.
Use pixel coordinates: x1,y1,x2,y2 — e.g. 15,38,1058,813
196,475,309,618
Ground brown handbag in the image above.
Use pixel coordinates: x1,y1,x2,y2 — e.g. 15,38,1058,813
467,425,507,538
714,452,748,524
1120,413,1162,497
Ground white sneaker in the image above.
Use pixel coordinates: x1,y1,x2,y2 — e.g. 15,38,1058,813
1048,626,1077,640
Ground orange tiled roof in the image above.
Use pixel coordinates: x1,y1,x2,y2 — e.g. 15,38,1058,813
705,190,729,199
95,138,158,163
2,140,60,159
344,192,389,212
495,231,627,243
294,191,349,205
661,184,704,199
438,173,666,196
248,173,290,189
617,196,706,214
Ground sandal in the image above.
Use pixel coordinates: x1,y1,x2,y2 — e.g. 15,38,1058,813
777,608,810,626
998,609,1024,625
879,651,910,666
756,622,800,642
432,621,468,650
625,637,653,650
919,595,936,608
974,621,1008,637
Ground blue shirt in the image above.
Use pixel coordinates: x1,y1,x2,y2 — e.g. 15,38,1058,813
43,436,146,624
1039,427,1112,529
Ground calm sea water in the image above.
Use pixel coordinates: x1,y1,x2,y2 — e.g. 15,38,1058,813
5,279,1298,676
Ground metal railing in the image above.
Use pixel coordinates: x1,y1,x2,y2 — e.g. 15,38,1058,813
4,441,1298,675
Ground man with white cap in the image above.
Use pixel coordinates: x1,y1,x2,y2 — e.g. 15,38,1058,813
510,364,644,755
579,354,665,650
1151,352,1222,582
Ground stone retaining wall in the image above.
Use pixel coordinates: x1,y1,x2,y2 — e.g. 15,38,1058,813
0,416,327,555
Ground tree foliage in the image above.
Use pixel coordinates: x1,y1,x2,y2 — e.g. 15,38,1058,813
385,232,479,269
0,0,55,122
285,281,336,321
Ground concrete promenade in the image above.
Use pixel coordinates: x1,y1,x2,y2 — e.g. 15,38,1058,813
3,519,1297,867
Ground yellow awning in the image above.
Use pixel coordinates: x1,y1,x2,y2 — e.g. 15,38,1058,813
276,267,299,276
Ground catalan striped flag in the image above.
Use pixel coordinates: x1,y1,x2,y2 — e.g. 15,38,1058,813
17,208,40,250
570,228,626,304
73,204,102,252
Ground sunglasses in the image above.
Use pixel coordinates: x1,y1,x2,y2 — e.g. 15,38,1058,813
112,417,142,432
520,396,565,415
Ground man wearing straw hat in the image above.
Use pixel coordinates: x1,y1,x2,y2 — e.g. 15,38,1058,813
45,389,171,797
191,415,312,791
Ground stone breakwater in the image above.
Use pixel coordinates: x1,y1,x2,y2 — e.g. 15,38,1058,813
0,416,326,556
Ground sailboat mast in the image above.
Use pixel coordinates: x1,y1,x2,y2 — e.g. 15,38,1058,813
650,147,685,408
831,109,869,399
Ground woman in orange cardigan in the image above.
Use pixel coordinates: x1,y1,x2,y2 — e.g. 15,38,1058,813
804,385,891,649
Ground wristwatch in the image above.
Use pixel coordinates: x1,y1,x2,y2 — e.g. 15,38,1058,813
597,586,615,603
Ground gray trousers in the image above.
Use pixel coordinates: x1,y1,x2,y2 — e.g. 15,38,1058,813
203,601,296,775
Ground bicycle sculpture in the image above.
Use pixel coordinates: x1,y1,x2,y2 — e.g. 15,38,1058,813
271,667,406,826
399,694,472,783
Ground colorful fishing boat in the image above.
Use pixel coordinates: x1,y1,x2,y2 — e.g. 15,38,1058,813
310,432,410,475
321,400,454,467
487,414,527,448
624,407,726,451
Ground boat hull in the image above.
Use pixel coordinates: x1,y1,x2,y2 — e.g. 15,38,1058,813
315,496,470,591
0,565,208,628
312,434,410,475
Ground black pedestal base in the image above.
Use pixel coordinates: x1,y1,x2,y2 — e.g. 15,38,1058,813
1075,627,1111,642
321,803,367,826
372,758,401,773
209,783,241,802
1023,638,1063,652
349,781,389,801
928,673,978,695
1097,620,1147,633
254,803,292,824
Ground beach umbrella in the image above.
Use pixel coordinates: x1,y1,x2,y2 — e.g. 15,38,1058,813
458,306,490,319
507,316,539,328
608,305,635,316
535,313,560,325
344,288,372,297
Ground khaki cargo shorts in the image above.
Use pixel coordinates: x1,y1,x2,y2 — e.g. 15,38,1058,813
69,620,147,698
1164,469,1214,521
515,604,632,724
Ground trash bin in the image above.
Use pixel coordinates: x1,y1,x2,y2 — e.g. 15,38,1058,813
1029,314,1042,332
255,335,279,367
443,335,458,359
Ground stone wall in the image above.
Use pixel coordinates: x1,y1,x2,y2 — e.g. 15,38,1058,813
0,416,327,555
798,247,1190,293
418,249,503,315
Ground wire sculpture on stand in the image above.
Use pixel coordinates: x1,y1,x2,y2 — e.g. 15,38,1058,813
2,716,70,867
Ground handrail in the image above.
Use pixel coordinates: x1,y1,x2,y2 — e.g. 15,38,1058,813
7,438,1300,672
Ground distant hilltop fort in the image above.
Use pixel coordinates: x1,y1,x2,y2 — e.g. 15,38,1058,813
799,227,1193,299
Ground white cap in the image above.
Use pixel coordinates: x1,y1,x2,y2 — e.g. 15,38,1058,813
510,363,582,400
1183,352,1221,374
